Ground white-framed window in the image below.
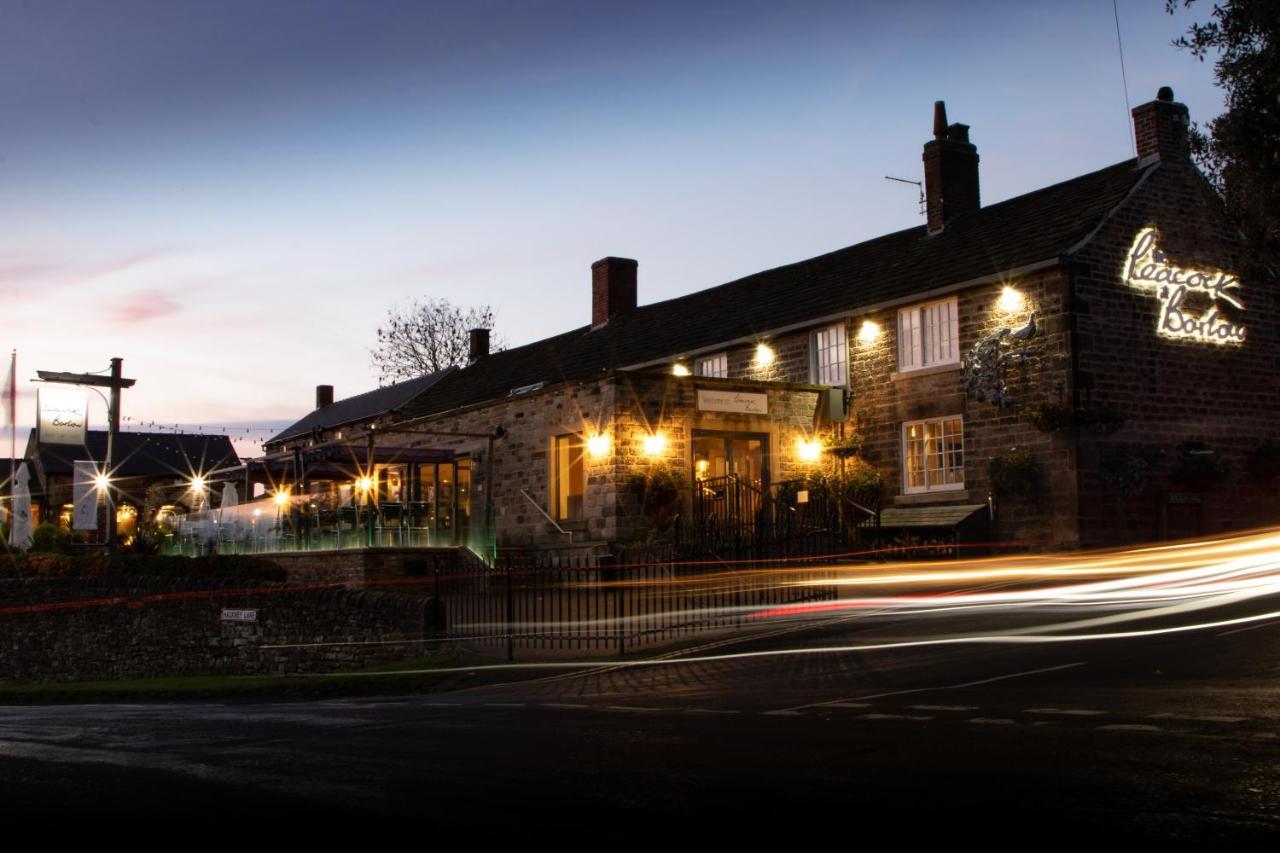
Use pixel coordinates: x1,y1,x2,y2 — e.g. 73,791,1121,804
902,416,965,494
696,353,728,378
551,433,585,522
898,297,959,372
811,323,848,386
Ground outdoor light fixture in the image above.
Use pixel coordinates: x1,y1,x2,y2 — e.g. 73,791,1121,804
672,363,690,377
797,438,822,463
998,286,1025,313
642,432,667,456
273,490,290,507
357,475,374,493
755,342,775,366
587,432,611,458
93,472,111,492
857,320,881,344
191,475,206,492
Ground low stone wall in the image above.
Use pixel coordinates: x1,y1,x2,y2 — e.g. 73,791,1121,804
259,546,481,586
0,576,438,684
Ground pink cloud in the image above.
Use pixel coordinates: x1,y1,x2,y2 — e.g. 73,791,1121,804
110,289,183,324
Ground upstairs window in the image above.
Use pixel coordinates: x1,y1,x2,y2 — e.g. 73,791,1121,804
811,323,848,386
898,297,959,372
696,353,728,379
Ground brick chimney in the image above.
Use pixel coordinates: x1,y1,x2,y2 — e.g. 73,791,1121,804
922,100,980,233
591,257,638,328
468,327,490,364
316,385,334,409
1132,86,1190,164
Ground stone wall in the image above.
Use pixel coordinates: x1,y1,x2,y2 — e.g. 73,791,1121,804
1069,159,1280,545
0,577,435,684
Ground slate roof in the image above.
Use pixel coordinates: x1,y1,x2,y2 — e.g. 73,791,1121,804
880,504,987,528
267,368,456,446
395,157,1151,421
31,431,240,479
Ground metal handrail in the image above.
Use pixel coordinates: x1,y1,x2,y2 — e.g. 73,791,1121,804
519,489,573,544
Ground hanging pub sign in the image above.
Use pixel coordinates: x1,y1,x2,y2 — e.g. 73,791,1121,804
38,386,89,445
1123,227,1246,345
696,388,768,415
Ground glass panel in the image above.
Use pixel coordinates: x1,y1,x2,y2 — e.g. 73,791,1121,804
693,436,729,481
732,439,765,488
456,459,472,542
418,464,438,530
554,435,584,521
437,464,454,532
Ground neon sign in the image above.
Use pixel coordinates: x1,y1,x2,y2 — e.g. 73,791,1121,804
1123,227,1246,345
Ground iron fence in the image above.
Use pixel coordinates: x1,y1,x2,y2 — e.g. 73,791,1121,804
425,544,851,660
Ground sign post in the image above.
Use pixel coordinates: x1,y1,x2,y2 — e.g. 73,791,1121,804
36,358,136,549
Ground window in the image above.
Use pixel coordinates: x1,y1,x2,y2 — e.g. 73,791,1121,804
898,297,959,372
552,433,585,522
696,353,728,378
902,416,965,493
811,323,848,386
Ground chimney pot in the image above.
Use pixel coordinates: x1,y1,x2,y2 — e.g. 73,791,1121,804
468,328,490,364
932,101,948,139
591,257,638,328
316,385,334,409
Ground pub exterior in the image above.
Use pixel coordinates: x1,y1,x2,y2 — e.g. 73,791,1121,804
256,89,1278,558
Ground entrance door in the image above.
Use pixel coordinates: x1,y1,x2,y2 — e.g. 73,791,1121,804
692,433,768,487
692,432,768,540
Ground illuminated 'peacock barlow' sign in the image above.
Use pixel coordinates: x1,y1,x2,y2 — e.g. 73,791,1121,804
1123,227,1246,345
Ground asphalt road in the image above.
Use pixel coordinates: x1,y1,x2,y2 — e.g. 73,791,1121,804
2,596,1279,842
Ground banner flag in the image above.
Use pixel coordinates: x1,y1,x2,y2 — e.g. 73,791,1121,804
72,460,100,531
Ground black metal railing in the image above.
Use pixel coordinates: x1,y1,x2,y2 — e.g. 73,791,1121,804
424,544,847,660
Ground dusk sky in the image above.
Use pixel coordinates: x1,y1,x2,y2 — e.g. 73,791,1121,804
2,0,1225,456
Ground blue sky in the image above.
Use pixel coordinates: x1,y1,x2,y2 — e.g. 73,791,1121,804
0,1,1226,455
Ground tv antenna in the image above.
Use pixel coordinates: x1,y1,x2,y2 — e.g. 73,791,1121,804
885,176,924,217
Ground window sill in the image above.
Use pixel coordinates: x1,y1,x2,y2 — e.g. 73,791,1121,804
890,362,961,382
895,489,971,506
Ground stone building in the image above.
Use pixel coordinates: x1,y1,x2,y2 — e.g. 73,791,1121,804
264,90,1278,554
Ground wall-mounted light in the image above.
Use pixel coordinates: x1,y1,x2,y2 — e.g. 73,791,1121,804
672,363,690,377
755,342,775,366
857,320,881,344
998,286,1025,313
796,438,823,463
93,472,111,492
587,432,611,458
642,432,667,456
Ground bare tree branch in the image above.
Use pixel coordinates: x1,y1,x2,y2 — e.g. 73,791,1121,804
370,298,504,384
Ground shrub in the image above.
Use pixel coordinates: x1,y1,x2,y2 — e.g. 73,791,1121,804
1169,442,1232,491
29,523,78,553
1245,439,1280,482
823,432,865,459
630,461,689,533
1098,445,1162,497
989,448,1043,498
1024,402,1125,435
807,457,885,507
